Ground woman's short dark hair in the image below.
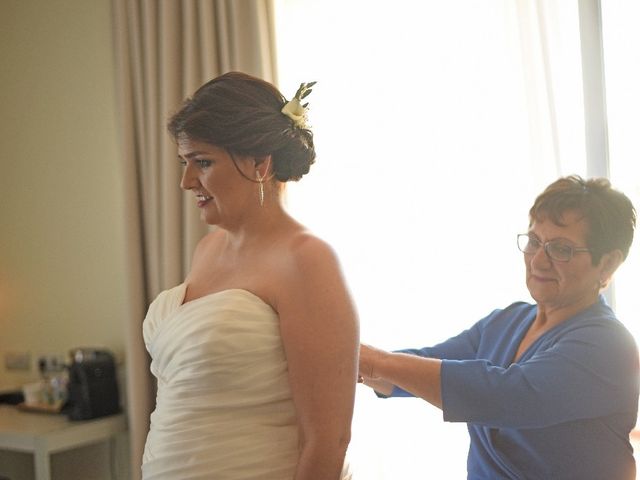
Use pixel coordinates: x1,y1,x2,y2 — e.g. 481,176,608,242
168,71,315,182
529,175,636,264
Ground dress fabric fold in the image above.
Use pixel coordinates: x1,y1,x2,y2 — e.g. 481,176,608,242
141,284,351,479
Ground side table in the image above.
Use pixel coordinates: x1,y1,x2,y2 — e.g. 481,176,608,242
0,405,126,480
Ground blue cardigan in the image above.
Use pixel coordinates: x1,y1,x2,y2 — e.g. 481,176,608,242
388,297,639,479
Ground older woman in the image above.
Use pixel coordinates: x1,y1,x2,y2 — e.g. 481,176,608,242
359,175,638,479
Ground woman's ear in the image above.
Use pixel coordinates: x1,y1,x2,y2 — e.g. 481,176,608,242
598,249,624,289
254,155,272,177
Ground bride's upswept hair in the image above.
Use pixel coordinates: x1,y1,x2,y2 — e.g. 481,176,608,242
168,71,315,182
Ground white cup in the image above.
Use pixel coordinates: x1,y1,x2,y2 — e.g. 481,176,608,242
22,382,44,406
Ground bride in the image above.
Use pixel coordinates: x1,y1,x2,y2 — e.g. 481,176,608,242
141,72,359,480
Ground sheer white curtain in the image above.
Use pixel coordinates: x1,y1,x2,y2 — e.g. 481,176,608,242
601,2,640,349
275,0,595,477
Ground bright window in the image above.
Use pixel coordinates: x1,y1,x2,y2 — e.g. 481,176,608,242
275,1,636,476
602,2,640,342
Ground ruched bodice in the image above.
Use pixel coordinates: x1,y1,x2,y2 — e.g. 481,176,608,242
142,284,299,479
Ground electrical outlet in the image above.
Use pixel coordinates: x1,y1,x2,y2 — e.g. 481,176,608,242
4,351,32,371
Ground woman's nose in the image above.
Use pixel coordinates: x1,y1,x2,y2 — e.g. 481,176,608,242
530,244,552,269
180,163,197,190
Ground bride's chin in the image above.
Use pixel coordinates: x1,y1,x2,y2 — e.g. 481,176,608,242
201,212,220,225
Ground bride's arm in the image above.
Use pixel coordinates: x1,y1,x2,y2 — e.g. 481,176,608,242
274,233,359,480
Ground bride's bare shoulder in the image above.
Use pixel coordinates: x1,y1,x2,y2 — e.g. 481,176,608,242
283,229,342,270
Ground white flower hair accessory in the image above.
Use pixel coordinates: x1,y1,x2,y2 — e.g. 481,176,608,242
281,81,316,129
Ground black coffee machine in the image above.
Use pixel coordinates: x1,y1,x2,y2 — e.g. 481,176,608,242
67,348,121,421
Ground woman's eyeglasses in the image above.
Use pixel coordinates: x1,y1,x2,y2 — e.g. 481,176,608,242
517,233,591,262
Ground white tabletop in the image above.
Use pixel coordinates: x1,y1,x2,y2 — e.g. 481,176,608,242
0,405,127,480
0,404,126,453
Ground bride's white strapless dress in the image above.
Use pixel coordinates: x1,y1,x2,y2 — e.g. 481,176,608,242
141,284,352,479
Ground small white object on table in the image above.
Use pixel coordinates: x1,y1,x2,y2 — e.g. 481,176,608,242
0,404,126,480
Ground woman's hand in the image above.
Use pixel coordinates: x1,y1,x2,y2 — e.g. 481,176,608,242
358,343,385,379
358,344,394,396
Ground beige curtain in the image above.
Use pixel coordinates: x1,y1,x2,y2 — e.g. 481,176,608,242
110,1,277,477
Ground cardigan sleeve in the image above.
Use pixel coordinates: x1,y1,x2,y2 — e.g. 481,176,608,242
441,320,639,428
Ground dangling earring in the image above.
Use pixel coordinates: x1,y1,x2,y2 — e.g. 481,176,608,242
255,158,271,207
256,170,266,206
